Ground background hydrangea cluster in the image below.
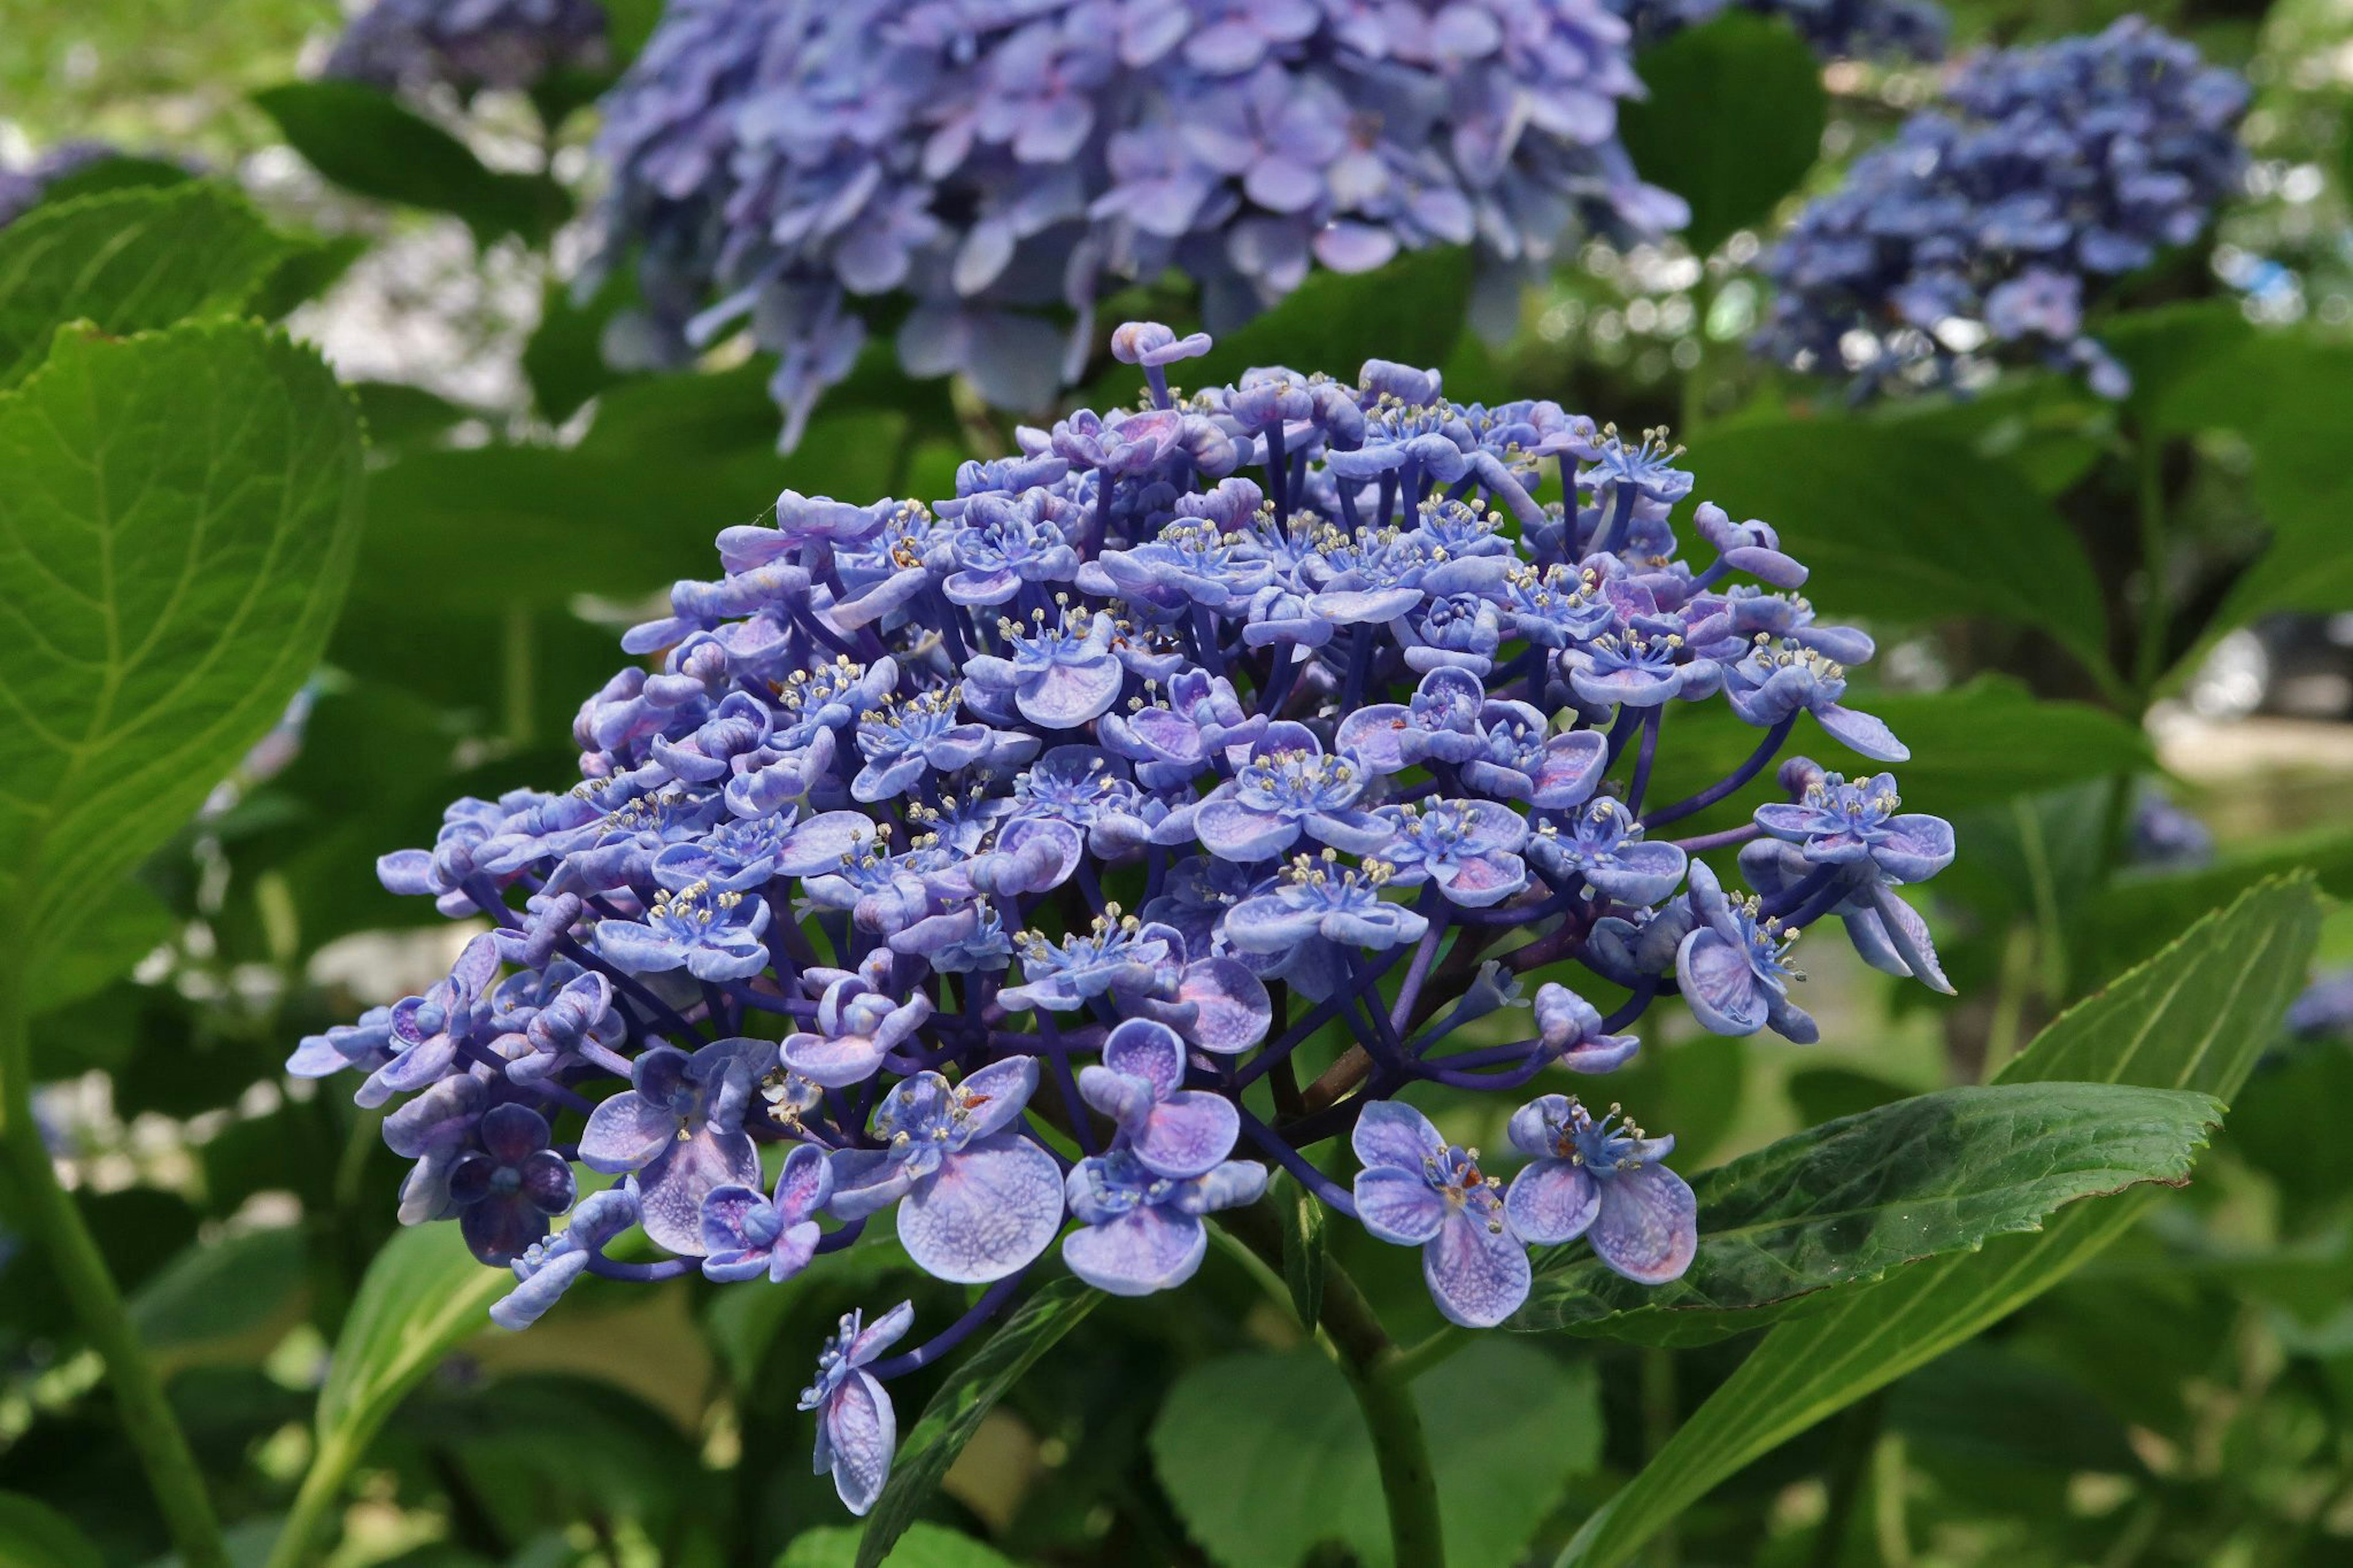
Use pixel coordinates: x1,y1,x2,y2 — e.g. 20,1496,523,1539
1757,18,2247,396
324,0,610,96
590,0,1687,448
1612,0,1945,60
294,318,1957,1516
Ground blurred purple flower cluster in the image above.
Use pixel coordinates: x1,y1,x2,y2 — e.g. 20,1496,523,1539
296,319,1957,1516
1758,18,2246,397
1613,0,1945,60
325,0,609,96
592,0,1684,448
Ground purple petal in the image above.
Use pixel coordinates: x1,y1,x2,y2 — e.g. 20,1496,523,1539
1019,657,1124,729
638,1129,762,1254
773,811,879,874
1675,928,1769,1037
699,1183,768,1254
1867,884,1955,994
822,1369,897,1516
826,1149,917,1220
1590,1165,1699,1284
1423,1208,1533,1328
1063,1206,1208,1296
955,1054,1040,1138
1353,1165,1447,1245
1133,1093,1241,1180
1175,958,1272,1054
1504,1158,1601,1246
480,1103,548,1162
1195,800,1299,862
1528,732,1608,808
1352,1098,1445,1171
899,1134,1065,1283
781,1030,889,1088
1816,703,1909,762
461,1197,550,1265
1101,1017,1187,1097
578,1092,677,1175
773,1143,834,1222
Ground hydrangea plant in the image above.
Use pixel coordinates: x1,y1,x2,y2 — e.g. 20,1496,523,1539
295,319,1955,1516
1757,18,2246,396
591,0,1686,447
324,0,610,96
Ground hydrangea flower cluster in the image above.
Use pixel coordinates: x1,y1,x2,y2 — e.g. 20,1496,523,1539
592,0,1684,449
1757,18,2246,398
324,0,609,96
1612,0,1945,61
294,320,1957,1516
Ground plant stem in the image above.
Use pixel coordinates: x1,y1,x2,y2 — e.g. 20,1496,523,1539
0,987,230,1568
1384,1326,1471,1385
1642,1347,1680,1568
1224,1204,1447,1568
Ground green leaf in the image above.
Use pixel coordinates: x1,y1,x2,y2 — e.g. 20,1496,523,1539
1511,1081,2219,1345
1552,875,2321,1568
127,1225,308,1371
781,1523,1021,1568
2082,825,2353,988
1643,676,2151,827
1152,1339,1601,1568
1677,421,2113,684
856,1278,1101,1568
0,1491,105,1568
0,322,363,978
251,81,570,243
25,154,194,211
352,380,480,448
1620,15,1827,256
0,184,302,384
314,1222,506,1461
2099,301,2254,429
1274,1172,1328,1331
27,880,174,1015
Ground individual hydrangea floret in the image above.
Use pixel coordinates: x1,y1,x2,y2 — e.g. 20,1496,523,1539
295,318,1960,1520
592,0,1684,446
1759,18,2247,397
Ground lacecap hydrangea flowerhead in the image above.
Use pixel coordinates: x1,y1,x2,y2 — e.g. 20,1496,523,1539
294,319,1957,1515
324,0,610,96
1757,17,2246,398
591,0,1686,449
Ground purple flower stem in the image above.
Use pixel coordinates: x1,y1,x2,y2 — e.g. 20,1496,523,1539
1040,1018,1100,1155
814,1218,868,1254
1627,707,1664,816
1645,716,1797,826
1237,1110,1358,1218
1413,1052,1558,1091
1417,1036,1544,1070
719,982,817,1019
1387,894,1453,1035
1264,425,1289,515
870,1272,1028,1380
1593,483,1639,556
586,1256,697,1282
1672,823,1762,854
1602,979,1661,1034
453,1040,597,1113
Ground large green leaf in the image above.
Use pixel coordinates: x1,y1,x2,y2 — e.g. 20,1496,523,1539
857,1278,1101,1568
1620,15,1826,256
0,184,301,384
1553,875,2321,1567
1511,1081,2218,1345
0,322,363,975
127,1225,309,1371
2082,825,2353,988
1152,1339,1602,1568
251,81,570,243
0,1492,104,1568
28,881,175,1016
300,1219,507,1544
1678,420,2112,683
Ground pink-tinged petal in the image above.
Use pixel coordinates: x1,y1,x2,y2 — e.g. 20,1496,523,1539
781,1030,889,1088
1504,1158,1601,1245
579,1092,678,1174
898,1134,1065,1284
1423,1208,1533,1327
702,1247,771,1283
1334,705,1414,771
955,1054,1040,1138
699,1183,767,1254
1101,1017,1188,1097
1434,851,1528,907
848,1300,917,1365
822,1369,898,1516
1176,958,1272,1054
1867,884,1954,994
825,1149,916,1219
1063,1206,1208,1296
1077,1064,1157,1130
773,1143,833,1221
1675,928,1769,1037
770,1221,821,1282
1815,703,1908,762
637,1130,762,1255
1195,800,1299,862
1352,1098,1446,1171
1590,1165,1699,1284
1561,1032,1642,1073
1528,730,1608,808
1132,1092,1241,1180
1353,1166,1447,1245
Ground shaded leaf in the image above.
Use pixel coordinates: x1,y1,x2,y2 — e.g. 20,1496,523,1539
1621,15,1826,256
1553,875,2321,1567
251,81,569,243
783,1523,1021,1568
1152,1339,1601,1568
857,1278,1101,1568
0,1491,105,1568
28,881,174,1016
1677,421,2113,683
0,322,363,977
127,1225,308,1371
0,184,300,384
1512,1081,2219,1344
2083,825,2353,990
